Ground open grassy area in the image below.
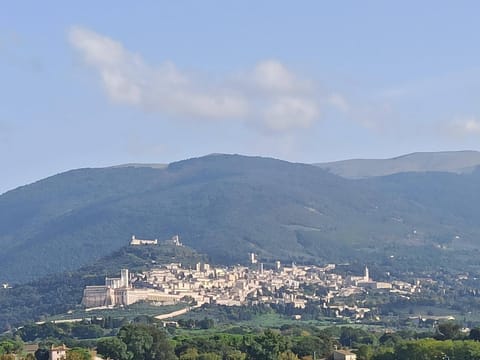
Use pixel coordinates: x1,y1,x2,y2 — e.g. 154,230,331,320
46,302,188,322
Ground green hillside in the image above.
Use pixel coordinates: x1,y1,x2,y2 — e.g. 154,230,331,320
2,154,480,284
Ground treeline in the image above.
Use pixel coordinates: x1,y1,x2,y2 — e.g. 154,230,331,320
181,303,329,323
12,320,480,359
96,324,331,360
8,322,480,359
185,304,274,323
17,322,107,343
357,339,480,359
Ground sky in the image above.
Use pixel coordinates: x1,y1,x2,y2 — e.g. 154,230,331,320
1,1,480,194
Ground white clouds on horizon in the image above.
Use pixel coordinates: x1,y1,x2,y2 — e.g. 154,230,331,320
448,117,480,136
68,26,332,133
252,60,312,94
68,26,248,119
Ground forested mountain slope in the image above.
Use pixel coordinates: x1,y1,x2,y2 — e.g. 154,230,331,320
2,154,480,283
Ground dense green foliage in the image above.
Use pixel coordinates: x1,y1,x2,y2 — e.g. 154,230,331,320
96,324,177,360
78,324,480,359
17,322,104,342
11,320,480,360
0,339,23,355
97,337,130,360
3,154,480,284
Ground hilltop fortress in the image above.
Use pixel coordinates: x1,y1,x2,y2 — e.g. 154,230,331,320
130,234,182,246
81,235,184,308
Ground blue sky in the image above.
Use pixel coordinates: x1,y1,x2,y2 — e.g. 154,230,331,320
1,1,480,193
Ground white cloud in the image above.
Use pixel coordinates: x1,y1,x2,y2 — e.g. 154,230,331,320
448,117,480,136
69,26,338,133
263,97,319,132
461,118,480,134
252,60,310,93
327,93,349,112
69,26,248,119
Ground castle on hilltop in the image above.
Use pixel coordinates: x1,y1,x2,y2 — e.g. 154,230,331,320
82,234,185,308
130,235,158,245
130,234,183,246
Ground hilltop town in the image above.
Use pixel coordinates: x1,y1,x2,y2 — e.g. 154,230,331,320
6,235,480,360
82,235,419,322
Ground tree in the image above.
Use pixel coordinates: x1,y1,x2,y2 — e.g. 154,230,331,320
197,318,214,330
71,324,104,339
97,337,130,360
119,325,153,360
435,322,461,340
470,328,480,341
35,348,49,360
0,340,23,355
149,325,177,360
378,333,402,347
243,330,287,360
198,353,221,360
339,327,374,347
178,348,198,360
0,355,16,360
118,324,176,360
225,351,246,360
356,345,373,360
292,336,332,358
278,350,299,360
67,348,91,360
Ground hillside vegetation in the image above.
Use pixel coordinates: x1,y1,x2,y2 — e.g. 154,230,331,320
2,154,480,283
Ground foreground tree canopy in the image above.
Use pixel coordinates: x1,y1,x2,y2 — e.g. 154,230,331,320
97,324,176,360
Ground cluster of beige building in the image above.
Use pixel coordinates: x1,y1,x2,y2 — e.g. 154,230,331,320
82,268,180,308
82,253,419,321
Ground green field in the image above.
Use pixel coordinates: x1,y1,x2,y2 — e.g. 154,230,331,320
45,302,187,322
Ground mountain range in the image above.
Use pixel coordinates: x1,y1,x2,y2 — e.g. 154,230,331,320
315,150,480,178
2,151,480,284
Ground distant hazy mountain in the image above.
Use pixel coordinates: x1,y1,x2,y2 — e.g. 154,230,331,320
315,150,480,178
2,153,480,284
111,163,168,169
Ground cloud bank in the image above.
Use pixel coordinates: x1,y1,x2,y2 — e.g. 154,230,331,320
69,26,330,133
